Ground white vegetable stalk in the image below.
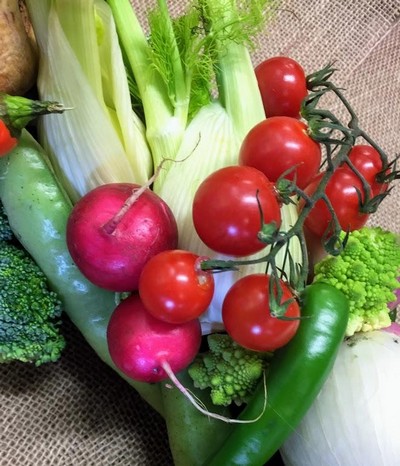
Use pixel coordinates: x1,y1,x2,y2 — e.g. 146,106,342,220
26,0,152,202
280,328,400,466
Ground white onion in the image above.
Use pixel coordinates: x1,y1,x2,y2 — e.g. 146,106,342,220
280,327,400,466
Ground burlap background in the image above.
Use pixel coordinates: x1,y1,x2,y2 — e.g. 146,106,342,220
1,1,399,465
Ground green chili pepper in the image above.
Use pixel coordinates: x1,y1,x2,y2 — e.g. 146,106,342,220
204,282,349,466
0,130,164,415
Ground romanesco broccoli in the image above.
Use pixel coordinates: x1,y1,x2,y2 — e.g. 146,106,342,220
188,333,270,406
313,226,400,336
0,241,65,365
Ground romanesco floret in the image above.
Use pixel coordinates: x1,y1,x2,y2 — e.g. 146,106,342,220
188,333,270,406
0,241,65,365
313,226,400,336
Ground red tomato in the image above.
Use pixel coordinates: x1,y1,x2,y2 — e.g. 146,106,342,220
255,56,308,118
302,168,369,238
0,120,17,157
239,116,321,189
192,166,281,257
222,273,300,352
345,145,388,196
138,250,214,324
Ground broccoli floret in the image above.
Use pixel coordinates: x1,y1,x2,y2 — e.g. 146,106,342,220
0,202,13,242
313,226,400,336
188,333,270,407
0,241,65,365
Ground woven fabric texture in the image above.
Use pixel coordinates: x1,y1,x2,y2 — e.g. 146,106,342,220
1,1,399,465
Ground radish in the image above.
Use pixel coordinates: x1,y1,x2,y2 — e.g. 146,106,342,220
66,182,178,292
107,294,202,383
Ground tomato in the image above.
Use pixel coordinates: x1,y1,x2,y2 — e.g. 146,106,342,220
138,249,214,324
302,167,369,238
239,116,321,190
345,145,388,196
222,274,300,352
192,166,281,257
0,120,17,157
255,56,308,118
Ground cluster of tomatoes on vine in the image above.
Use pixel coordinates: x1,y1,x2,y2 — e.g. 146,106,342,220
137,56,397,354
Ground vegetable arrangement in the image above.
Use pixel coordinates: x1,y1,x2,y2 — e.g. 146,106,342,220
0,1,399,465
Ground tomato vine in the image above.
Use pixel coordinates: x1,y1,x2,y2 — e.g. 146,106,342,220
201,64,399,314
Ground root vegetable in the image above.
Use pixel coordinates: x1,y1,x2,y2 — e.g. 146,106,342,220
0,0,38,95
66,182,178,292
107,294,202,383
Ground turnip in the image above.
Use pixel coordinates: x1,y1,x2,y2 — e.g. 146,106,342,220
66,182,178,292
107,293,202,383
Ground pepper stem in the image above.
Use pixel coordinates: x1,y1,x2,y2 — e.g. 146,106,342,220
0,92,67,135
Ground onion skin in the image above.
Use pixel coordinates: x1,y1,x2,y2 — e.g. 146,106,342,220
387,281,399,311
383,322,400,336
280,328,400,466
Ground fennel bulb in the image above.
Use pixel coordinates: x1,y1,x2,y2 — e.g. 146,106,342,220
26,0,152,202
280,326,400,466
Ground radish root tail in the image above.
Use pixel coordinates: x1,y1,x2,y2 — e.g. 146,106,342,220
161,360,267,424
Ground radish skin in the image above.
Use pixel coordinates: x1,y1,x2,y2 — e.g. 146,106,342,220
107,294,202,383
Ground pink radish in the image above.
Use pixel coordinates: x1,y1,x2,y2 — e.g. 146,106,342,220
107,294,202,383
66,182,178,292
